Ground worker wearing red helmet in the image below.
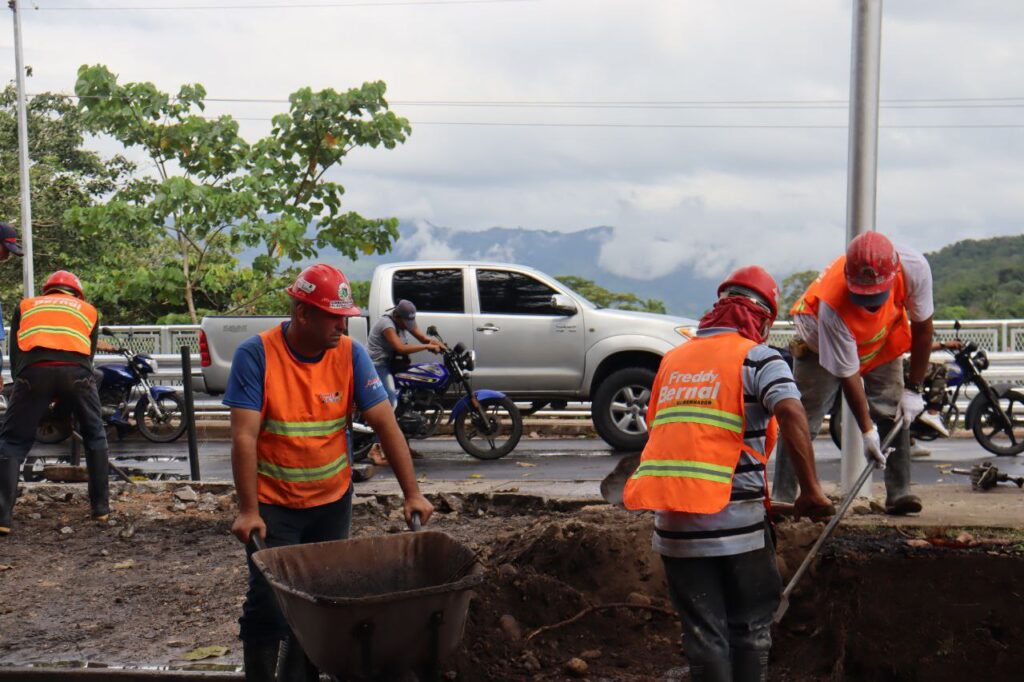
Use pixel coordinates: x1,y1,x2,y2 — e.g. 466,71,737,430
0,270,112,536
774,232,934,515
624,266,831,682
224,263,434,680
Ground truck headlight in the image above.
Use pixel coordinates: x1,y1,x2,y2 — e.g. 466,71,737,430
675,326,696,339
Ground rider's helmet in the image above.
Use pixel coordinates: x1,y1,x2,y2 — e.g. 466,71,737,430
844,232,899,307
43,270,84,299
717,265,780,321
285,264,361,316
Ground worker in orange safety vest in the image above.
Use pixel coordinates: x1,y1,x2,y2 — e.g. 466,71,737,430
0,270,111,536
225,263,434,681
625,265,831,682
773,232,934,515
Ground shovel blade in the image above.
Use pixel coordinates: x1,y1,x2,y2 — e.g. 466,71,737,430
600,453,642,507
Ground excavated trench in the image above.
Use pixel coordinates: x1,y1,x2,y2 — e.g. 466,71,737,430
0,486,1022,680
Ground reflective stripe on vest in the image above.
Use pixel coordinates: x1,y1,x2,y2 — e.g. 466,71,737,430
17,295,98,356
791,256,912,374
256,326,354,509
257,453,349,483
623,332,778,515
650,405,742,433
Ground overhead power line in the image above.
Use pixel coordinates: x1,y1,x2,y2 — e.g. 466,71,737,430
29,92,1024,111
34,0,534,10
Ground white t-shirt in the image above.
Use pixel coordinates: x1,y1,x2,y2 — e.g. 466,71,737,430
794,244,933,378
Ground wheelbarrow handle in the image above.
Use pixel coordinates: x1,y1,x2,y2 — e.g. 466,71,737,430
249,530,268,552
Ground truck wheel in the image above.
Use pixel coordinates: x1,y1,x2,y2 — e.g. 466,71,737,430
592,367,655,451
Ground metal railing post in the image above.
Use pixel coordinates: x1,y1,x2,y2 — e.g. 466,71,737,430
180,346,201,481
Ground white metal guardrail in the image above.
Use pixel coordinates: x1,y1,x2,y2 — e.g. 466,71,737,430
3,322,1024,420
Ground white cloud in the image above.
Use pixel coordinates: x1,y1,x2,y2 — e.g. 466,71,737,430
3,0,1023,281
392,219,461,261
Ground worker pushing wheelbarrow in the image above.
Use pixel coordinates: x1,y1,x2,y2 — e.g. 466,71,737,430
223,265,438,680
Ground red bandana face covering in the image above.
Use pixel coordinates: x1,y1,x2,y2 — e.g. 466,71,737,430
698,296,775,343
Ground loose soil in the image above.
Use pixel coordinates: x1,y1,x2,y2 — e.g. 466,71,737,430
1,483,1022,680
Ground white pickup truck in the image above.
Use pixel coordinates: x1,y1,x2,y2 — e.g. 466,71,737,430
200,261,697,450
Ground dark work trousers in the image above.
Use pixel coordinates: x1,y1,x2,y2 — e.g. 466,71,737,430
0,364,109,527
239,485,354,643
661,529,781,681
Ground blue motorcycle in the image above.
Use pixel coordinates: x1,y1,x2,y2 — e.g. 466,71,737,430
30,328,188,444
353,325,523,460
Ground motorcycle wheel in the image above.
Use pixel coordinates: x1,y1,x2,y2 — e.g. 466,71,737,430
971,391,1024,456
455,396,523,460
35,414,73,445
350,426,376,463
135,393,188,443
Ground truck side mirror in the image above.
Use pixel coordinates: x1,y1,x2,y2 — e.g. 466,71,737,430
550,294,578,315
101,327,114,336
954,320,961,331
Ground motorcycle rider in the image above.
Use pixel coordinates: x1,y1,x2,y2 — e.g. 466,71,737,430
0,270,111,535
366,299,444,408
224,264,433,680
774,232,934,515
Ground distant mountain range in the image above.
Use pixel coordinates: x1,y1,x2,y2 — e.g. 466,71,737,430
280,221,721,317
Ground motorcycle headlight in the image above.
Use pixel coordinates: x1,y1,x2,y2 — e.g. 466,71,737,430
974,350,989,371
463,351,475,372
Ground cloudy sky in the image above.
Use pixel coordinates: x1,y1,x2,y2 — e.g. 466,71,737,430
3,0,1024,281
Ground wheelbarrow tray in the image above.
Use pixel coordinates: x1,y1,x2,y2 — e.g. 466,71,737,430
251,530,484,678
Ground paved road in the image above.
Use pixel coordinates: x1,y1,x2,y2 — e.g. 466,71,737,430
24,435,1024,486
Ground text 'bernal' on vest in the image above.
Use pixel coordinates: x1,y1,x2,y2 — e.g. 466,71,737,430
658,370,722,405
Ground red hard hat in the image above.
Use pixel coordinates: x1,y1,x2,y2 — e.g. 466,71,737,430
844,232,899,295
286,264,361,317
43,270,84,298
717,265,780,319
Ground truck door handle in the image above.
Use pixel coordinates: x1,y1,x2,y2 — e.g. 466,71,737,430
476,325,501,333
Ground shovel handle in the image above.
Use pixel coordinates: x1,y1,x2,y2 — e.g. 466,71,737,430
411,512,422,532
774,416,906,623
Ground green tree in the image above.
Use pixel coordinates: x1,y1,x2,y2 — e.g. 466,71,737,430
0,85,144,319
555,275,667,314
68,65,411,323
778,269,819,320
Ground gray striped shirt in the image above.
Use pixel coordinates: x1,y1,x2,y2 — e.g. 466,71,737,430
653,327,800,558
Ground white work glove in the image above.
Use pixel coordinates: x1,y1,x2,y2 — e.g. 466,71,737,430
862,426,886,469
897,389,926,424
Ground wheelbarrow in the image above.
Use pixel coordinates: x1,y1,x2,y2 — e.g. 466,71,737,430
250,516,484,681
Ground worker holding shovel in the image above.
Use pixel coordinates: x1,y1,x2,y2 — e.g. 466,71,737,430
624,266,832,682
224,264,434,681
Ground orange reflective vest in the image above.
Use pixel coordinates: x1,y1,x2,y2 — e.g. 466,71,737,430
17,294,98,356
792,256,912,374
623,332,778,514
256,327,353,509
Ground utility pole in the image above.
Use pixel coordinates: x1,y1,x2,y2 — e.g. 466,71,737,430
841,0,883,496
10,0,34,296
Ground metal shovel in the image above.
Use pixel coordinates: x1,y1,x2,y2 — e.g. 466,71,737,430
773,416,906,623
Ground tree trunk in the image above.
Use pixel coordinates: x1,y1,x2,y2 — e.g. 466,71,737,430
180,232,198,324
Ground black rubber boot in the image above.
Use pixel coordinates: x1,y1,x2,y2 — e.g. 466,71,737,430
276,634,318,682
732,649,769,682
0,454,21,534
689,658,732,682
85,447,110,520
243,639,280,682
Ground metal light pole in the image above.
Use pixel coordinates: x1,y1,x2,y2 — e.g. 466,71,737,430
841,0,883,496
10,0,34,296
